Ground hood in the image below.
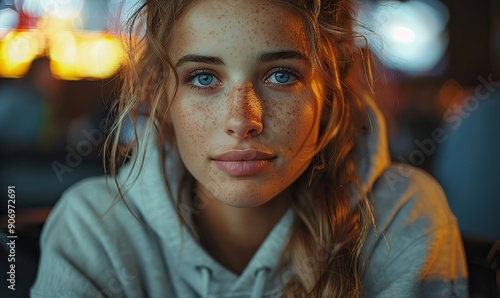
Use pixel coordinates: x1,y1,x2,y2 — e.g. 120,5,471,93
351,95,391,207
116,94,390,297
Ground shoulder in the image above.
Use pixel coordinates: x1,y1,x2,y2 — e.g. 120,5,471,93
42,176,119,233
370,163,457,234
40,175,145,250
32,177,157,297
362,164,468,297
366,163,459,257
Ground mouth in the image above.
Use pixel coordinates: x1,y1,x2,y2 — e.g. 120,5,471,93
211,149,276,176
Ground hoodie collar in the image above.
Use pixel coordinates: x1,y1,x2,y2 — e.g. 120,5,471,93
177,208,293,297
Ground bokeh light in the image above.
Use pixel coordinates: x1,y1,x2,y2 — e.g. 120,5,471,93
0,8,19,38
0,0,125,79
357,0,449,76
0,30,42,77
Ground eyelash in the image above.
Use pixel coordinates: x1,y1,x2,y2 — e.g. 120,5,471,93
265,67,302,89
183,69,220,91
182,67,303,90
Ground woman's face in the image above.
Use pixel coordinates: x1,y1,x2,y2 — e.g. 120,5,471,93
168,0,324,207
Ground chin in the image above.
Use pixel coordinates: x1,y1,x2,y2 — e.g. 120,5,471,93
224,197,272,208
194,171,296,209
205,180,285,208
217,189,276,208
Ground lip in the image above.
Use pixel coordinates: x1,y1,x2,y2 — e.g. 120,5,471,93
212,149,276,176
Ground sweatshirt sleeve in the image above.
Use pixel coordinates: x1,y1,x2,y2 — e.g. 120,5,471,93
363,165,469,298
30,180,128,298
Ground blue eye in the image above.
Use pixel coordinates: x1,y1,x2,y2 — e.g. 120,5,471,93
192,74,218,87
266,68,301,86
273,72,291,83
183,69,221,89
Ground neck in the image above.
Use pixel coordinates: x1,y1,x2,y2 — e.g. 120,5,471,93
194,186,292,275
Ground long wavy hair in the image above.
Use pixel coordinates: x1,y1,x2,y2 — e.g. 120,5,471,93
105,0,374,297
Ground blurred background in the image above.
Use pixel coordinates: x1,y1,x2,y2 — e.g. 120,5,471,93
0,0,498,297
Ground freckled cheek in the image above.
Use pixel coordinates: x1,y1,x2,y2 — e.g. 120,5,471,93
171,98,214,158
268,94,321,146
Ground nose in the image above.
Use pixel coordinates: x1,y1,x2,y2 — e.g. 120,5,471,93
224,83,263,138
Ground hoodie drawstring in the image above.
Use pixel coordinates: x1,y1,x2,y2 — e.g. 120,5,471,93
251,268,269,298
199,266,211,298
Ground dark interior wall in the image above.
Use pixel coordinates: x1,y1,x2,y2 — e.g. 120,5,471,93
442,0,499,85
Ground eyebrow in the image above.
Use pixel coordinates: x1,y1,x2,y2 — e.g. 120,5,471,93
175,50,309,68
175,55,224,68
257,50,309,64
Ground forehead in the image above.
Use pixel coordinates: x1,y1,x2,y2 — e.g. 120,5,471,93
170,0,309,57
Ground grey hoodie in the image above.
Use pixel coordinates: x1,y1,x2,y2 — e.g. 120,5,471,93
31,97,468,297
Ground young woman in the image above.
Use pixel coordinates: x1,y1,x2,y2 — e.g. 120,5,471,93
31,0,468,297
